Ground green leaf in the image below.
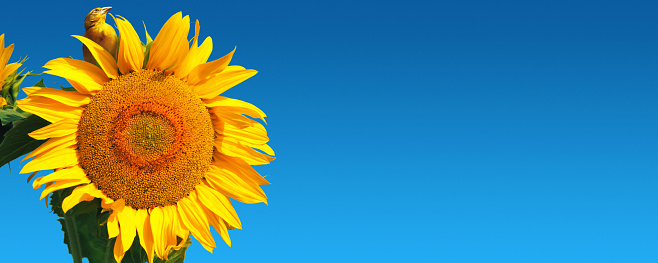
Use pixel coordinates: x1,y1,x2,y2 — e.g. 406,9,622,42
74,209,110,263
69,198,101,217
0,107,26,125
54,189,109,263
50,187,69,218
0,122,12,145
50,186,192,263
120,238,148,263
0,114,49,168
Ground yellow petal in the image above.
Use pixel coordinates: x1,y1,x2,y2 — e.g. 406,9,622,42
39,177,90,200
204,165,267,205
215,153,270,186
206,165,267,204
252,143,276,156
160,206,177,257
204,96,266,121
72,35,118,79
146,12,190,71
113,228,126,263
162,212,187,259
135,209,155,263
195,37,213,66
22,133,76,164
195,68,257,99
22,86,91,107
170,206,187,239
114,15,144,74
108,199,126,238
177,193,216,252
149,206,166,259
62,184,96,213
18,97,83,124
187,48,234,85
43,58,109,94
212,118,269,146
200,203,231,247
174,20,202,79
211,108,262,130
118,206,137,253
0,63,20,81
0,34,5,54
160,212,189,258
21,146,78,174
0,42,14,68
32,165,85,189
108,213,120,238
169,210,188,249
196,184,241,229
28,119,78,140
214,136,274,165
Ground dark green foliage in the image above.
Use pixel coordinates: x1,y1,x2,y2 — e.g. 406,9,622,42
0,107,28,125
0,114,48,168
51,188,191,263
0,122,11,144
53,188,108,263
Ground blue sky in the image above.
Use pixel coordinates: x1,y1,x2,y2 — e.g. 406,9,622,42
1,0,657,262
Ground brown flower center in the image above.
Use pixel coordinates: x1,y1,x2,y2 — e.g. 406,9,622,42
77,69,214,209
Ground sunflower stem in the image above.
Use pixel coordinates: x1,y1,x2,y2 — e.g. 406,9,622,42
64,212,84,263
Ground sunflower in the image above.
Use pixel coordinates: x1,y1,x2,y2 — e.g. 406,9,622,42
18,12,273,263
0,34,22,106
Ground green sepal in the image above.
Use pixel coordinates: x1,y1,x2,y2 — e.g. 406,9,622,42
142,21,154,69
0,114,48,168
143,21,154,44
33,78,46,87
142,41,154,69
1,70,20,105
10,71,38,103
55,82,76,91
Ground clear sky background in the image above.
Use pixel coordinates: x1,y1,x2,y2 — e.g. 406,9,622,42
0,0,657,262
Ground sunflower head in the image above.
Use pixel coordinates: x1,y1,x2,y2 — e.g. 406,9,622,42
20,12,274,263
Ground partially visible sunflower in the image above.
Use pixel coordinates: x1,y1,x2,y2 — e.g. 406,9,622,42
0,34,22,106
19,12,274,263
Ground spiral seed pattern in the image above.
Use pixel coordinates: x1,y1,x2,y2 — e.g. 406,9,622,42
77,69,214,209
